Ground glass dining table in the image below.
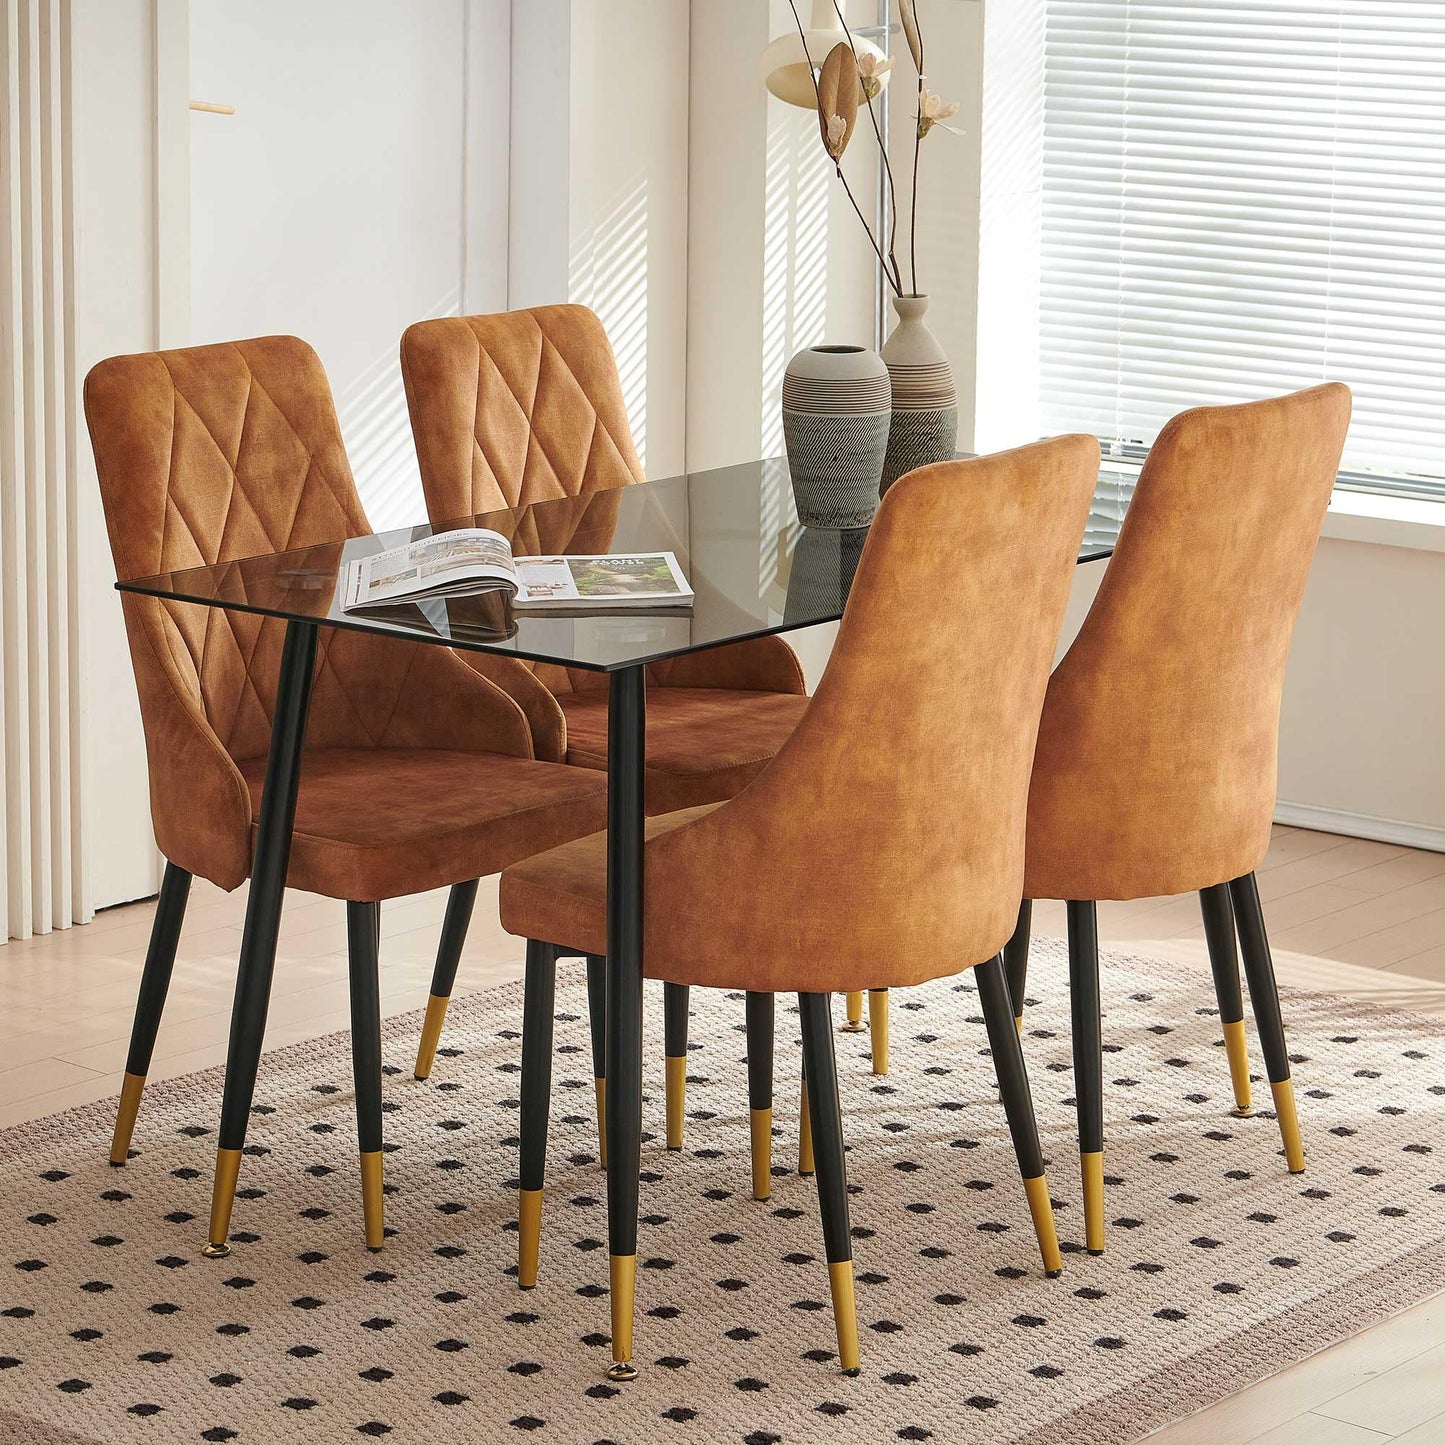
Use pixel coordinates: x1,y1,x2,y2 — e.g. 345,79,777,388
117,456,1124,1379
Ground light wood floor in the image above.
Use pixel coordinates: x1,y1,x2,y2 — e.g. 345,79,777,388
2,823,1443,1443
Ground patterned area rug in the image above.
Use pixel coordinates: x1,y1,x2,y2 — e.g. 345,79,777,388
2,939,1444,1445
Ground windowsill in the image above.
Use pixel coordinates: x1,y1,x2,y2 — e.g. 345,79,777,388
1322,489,1445,554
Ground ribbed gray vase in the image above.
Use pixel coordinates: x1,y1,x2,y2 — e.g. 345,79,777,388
880,294,958,494
782,345,891,528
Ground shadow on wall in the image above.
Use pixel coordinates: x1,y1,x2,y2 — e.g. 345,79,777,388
761,105,833,594
338,286,459,531
570,178,650,471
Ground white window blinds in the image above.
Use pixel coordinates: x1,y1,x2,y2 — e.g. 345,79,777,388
1040,1,1445,497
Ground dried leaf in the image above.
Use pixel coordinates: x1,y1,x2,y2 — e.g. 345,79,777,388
899,0,923,73
817,42,860,159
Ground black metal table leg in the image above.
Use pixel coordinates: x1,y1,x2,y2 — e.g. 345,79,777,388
204,619,317,1257
604,664,646,1381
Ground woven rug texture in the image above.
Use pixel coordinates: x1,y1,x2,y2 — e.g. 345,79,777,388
2,938,1443,1445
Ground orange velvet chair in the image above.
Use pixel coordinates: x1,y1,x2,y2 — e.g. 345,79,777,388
400,304,810,1139
84,336,610,1252
496,437,1101,1378
1005,385,1352,1256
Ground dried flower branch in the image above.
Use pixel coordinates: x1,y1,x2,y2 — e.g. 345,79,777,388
904,0,928,293
899,0,924,74
829,1,904,296
786,0,903,296
817,42,860,159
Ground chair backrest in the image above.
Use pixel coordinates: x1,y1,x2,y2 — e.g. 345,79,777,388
86,335,380,764
400,304,644,517
400,304,646,709
643,435,1101,993
1024,384,1352,901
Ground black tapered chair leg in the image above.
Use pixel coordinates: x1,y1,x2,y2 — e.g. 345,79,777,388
347,901,385,1250
110,862,192,1165
798,1055,815,1176
1199,883,1253,1117
798,992,860,1375
585,953,607,1167
414,879,479,1080
1004,898,1033,1029
745,991,775,1200
868,988,889,1074
1067,899,1106,1254
517,939,558,1287
1229,872,1305,1173
975,954,1064,1277
663,981,689,1150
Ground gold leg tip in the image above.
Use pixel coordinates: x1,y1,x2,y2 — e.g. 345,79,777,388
840,1019,867,1033
201,1241,231,1259
110,1073,146,1165
665,1055,688,1151
1230,1104,1255,1119
414,994,451,1081
517,1188,543,1288
360,1151,385,1251
606,1361,638,1383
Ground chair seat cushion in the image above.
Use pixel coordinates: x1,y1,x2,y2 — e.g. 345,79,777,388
499,804,721,962
240,748,608,902
558,687,809,813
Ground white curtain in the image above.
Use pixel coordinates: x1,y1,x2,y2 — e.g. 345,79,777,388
0,0,87,940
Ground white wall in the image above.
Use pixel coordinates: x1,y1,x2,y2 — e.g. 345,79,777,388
1276,536,1445,847
569,1,690,479
70,0,192,912
189,0,510,531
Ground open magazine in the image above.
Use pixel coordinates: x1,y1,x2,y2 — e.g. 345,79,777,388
340,527,693,614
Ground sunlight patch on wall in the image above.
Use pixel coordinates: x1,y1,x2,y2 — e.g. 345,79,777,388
760,106,831,583
570,179,650,470
339,286,459,531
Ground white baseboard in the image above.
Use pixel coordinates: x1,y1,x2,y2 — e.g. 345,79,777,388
1274,800,1445,855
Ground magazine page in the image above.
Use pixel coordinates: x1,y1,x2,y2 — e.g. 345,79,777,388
342,528,516,611
513,552,693,609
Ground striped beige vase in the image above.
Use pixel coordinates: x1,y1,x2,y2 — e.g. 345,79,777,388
880,295,959,493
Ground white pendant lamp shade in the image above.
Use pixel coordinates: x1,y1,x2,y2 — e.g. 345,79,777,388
761,0,891,109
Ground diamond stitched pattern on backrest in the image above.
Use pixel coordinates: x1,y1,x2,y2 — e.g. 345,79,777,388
114,339,378,762
461,307,643,511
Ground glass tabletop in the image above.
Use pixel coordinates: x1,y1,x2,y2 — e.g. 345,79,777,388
117,459,1124,673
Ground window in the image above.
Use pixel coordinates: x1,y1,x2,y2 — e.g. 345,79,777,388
1040,2,1445,500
